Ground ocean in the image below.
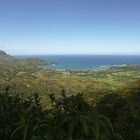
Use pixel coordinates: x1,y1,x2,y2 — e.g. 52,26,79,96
16,55,140,71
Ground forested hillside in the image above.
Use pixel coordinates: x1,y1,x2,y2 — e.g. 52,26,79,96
0,52,140,139
0,82,140,140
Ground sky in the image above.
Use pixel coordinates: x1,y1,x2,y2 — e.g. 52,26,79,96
0,0,140,55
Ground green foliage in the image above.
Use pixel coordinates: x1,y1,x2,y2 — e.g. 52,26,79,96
96,86,140,140
0,89,123,140
0,55,140,140
1,83,140,140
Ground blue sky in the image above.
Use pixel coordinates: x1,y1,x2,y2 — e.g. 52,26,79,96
0,0,140,55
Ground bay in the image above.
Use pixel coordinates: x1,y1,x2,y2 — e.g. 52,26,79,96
16,55,140,71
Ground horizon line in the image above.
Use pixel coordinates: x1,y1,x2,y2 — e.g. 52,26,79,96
14,54,140,56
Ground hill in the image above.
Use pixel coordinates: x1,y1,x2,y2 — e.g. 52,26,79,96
0,50,7,55
0,50,16,61
0,51,50,77
0,50,49,66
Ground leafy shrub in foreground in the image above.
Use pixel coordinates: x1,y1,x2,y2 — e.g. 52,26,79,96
0,88,123,140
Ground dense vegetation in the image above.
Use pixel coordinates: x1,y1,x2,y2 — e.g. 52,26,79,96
0,82,140,140
0,51,140,139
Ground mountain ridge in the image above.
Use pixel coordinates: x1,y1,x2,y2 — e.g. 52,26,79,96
0,50,49,68
0,50,16,60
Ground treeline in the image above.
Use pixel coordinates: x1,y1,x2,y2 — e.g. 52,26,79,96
0,84,140,140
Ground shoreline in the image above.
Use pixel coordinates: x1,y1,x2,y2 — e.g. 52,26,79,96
39,64,140,73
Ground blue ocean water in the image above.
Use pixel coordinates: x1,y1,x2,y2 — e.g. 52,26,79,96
16,55,140,71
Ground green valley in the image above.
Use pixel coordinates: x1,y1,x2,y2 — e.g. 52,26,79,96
0,51,140,140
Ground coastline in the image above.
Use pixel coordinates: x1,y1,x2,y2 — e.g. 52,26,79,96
40,64,140,73
15,54,140,72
